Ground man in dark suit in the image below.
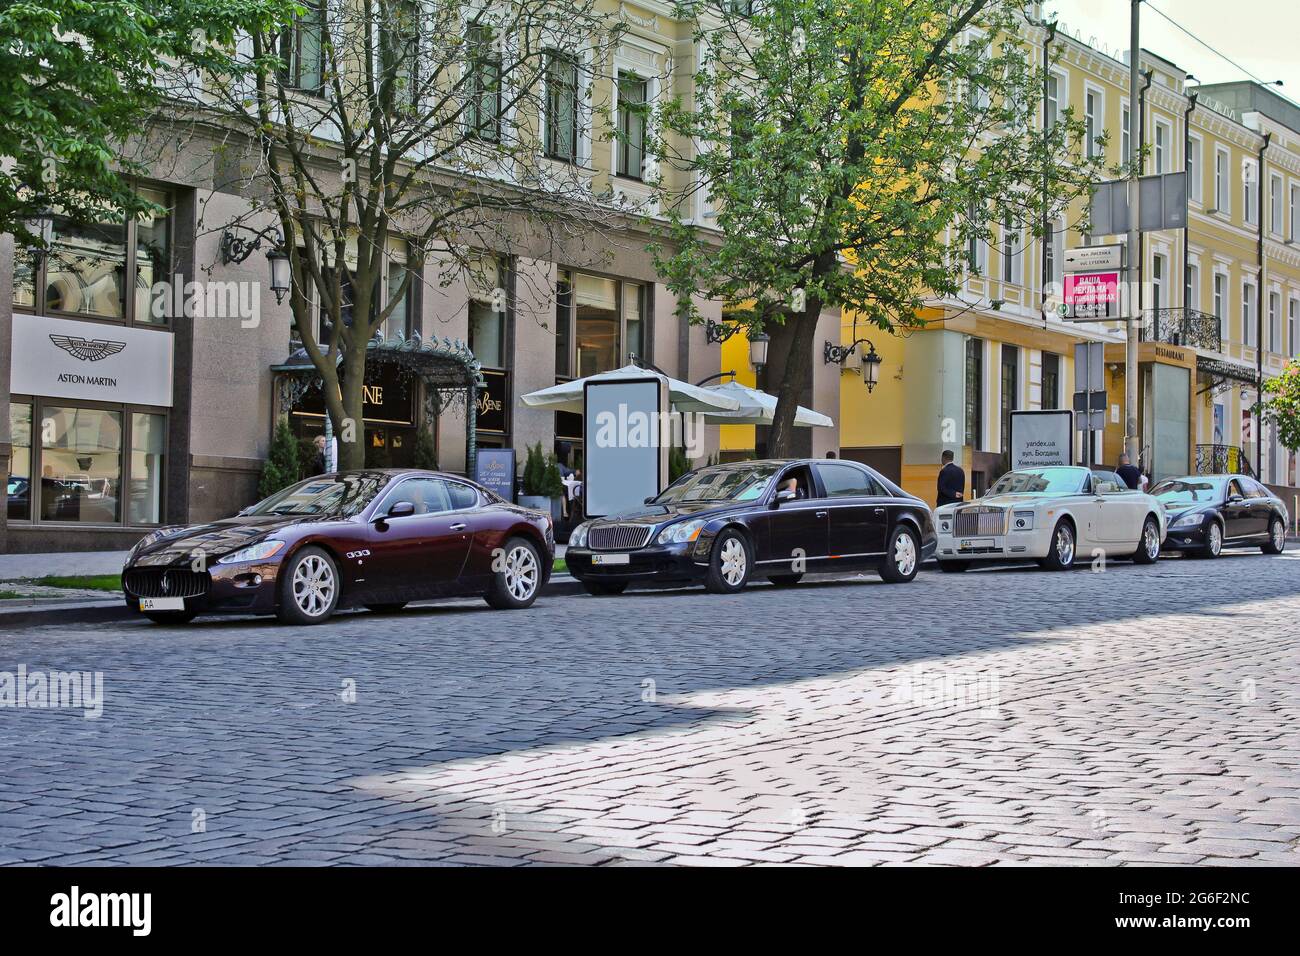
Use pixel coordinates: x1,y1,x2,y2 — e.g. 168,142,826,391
1115,453,1142,490
937,449,965,506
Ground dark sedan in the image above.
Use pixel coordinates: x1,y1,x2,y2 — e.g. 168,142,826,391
1153,474,1289,558
566,458,936,595
122,469,554,625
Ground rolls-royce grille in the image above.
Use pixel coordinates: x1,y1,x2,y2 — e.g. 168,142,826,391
954,508,1006,537
588,524,653,551
124,567,210,599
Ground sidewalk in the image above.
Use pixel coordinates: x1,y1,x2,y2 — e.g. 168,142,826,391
0,549,129,579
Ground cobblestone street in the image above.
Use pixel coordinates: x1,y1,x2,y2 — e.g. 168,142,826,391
2,551,1298,866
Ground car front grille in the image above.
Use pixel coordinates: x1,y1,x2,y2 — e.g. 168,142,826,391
588,524,654,551
123,567,210,599
954,507,1006,537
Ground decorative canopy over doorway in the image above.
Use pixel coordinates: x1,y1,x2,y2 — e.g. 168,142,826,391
271,330,485,471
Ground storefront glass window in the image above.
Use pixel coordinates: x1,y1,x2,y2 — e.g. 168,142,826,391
555,270,572,377
576,274,618,376
40,406,123,523
12,249,37,310
45,214,129,319
7,403,32,521
133,188,172,324
624,282,645,364
468,256,505,368
128,413,166,524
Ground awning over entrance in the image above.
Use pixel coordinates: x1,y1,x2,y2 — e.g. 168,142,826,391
1196,355,1257,393
271,331,485,471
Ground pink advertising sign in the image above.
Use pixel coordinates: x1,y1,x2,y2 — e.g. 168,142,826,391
1063,271,1120,319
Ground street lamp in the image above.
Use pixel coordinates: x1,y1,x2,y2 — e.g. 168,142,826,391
860,341,882,392
266,245,290,305
749,331,769,372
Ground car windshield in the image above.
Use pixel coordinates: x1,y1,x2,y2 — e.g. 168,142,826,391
244,474,389,518
653,464,782,503
1151,478,1222,505
988,468,1085,496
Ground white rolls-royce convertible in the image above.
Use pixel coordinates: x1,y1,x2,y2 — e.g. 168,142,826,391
934,465,1167,572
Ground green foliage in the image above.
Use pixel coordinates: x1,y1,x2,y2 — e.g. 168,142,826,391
539,454,565,499
669,445,690,483
258,418,301,499
522,442,564,497
655,0,1106,453
412,428,438,470
1261,361,1300,452
0,0,297,242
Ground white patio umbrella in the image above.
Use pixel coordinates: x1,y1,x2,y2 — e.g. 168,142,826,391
701,380,835,428
520,363,741,415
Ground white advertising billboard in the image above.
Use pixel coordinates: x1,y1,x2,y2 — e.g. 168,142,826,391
583,377,668,518
10,314,174,407
1009,409,1075,470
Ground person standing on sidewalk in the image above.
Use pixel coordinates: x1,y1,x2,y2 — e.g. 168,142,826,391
937,450,965,506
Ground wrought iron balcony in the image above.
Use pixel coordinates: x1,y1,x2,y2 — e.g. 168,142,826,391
1195,444,1256,477
1140,308,1221,353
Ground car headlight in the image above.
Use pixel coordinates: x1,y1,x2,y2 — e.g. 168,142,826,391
656,519,706,544
1170,512,1205,529
127,526,188,559
938,515,951,533
216,540,286,564
569,522,591,548
1011,511,1034,531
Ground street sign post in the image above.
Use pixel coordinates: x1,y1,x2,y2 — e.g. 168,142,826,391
1073,341,1107,468
1062,243,1124,321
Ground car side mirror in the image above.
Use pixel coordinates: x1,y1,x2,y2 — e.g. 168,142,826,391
1228,493,1244,504
383,501,416,520
771,489,796,508
644,496,657,505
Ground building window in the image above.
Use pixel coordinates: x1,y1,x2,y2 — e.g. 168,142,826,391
393,0,420,106
1243,281,1257,348
1269,291,1281,353
1291,184,1299,242
1188,136,1202,202
616,72,648,180
1001,214,1019,284
13,403,163,526
1121,105,1131,165
1045,74,1059,131
1044,218,1064,287
1214,148,1229,213
1271,174,1284,236
545,51,580,162
965,338,983,450
1041,352,1060,410
553,270,650,377
278,0,325,94
382,239,414,341
1154,122,1168,174
965,204,985,275
1186,263,1199,312
1290,298,1299,358
465,23,502,141
999,344,1019,456
1213,271,1226,324
1244,161,1259,225
467,255,508,369
1152,253,1166,312
1084,90,1099,158
13,187,172,326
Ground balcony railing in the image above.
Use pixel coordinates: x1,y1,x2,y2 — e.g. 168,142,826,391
1140,308,1222,353
1195,444,1255,477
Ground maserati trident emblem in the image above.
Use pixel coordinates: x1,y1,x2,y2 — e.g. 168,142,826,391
160,573,170,595
49,334,127,362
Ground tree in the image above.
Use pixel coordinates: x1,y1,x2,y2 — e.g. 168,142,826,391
177,0,623,469
1261,362,1300,453
0,0,294,245
259,416,302,498
656,0,1106,455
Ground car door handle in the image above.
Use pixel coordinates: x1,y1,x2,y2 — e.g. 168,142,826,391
815,510,828,518
449,523,467,532
873,508,886,515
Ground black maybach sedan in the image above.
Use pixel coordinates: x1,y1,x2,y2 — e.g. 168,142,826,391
1152,474,1289,558
566,458,936,595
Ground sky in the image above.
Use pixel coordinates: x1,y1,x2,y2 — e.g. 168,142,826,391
1044,0,1300,98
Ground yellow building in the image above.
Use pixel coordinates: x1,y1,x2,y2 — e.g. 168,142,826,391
830,16,1300,507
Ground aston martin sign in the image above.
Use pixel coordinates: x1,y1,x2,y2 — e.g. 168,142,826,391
10,314,174,407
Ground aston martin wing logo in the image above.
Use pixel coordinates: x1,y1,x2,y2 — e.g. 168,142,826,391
49,334,127,362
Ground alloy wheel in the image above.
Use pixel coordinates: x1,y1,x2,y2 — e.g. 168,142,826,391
1273,521,1285,551
1056,525,1075,566
1144,521,1160,560
292,554,336,618
503,544,539,602
720,537,747,586
1208,523,1222,556
893,531,917,577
